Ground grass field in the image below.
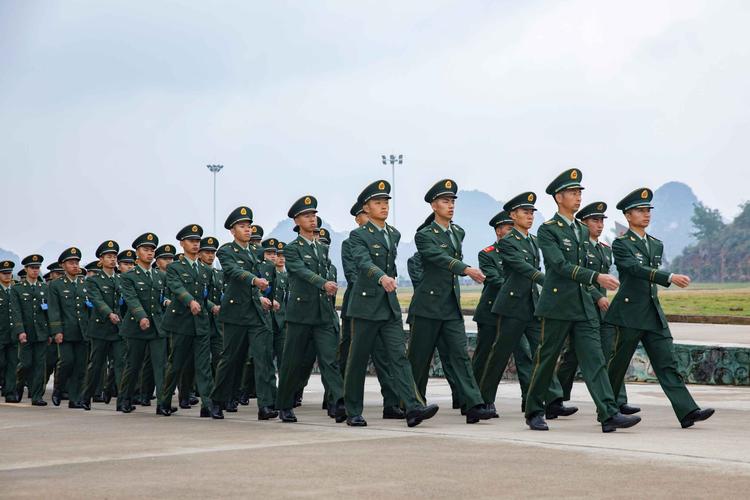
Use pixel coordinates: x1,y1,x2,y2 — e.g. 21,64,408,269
337,282,750,318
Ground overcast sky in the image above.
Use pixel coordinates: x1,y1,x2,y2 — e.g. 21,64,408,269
1,0,748,260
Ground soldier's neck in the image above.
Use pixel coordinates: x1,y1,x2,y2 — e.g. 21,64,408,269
275,265,285,272
102,268,115,277
25,277,38,285
630,226,646,237
137,261,151,271
65,273,78,281
370,218,386,229
299,229,314,240
514,225,529,236
234,238,249,249
434,214,451,228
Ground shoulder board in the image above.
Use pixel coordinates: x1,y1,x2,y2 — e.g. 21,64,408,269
600,241,610,248
616,234,628,240
483,245,495,253
360,226,367,231
451,223,464,231
218,242,233,250
543,219,556,225
647,234,662,243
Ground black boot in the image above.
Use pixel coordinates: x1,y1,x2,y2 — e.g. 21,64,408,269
279,408,297,422
406,404,439,428
680,408,715,429
51,389,62,407
258,406,279,420
602,412,641,433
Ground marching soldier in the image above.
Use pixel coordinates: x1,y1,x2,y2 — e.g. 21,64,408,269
339,201,403,419
43,262,62,392
525,169,639,432
10,254,51,405
118,233,169,414
555,202,640,415
47,247,90,408
198,236,224,373
473,209,536,416
344,180,440,427
275,196,346,423
271,241,287,367
159,224,221,418
154,244,175,272
80,240,125,409
478,195,568,418
408,180,494,424
0,261,19,402
84,262,100,277
606,188,714,428
117,250,136,274
210,206,278,420
47,262,63,281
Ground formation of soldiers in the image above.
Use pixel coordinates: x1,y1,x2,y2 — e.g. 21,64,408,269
0,169,715,432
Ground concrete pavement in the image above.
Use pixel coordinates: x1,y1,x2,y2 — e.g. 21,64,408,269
1,375,748,498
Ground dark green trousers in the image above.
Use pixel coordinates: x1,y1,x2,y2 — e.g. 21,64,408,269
609,326,697,421
408,316,483,409
211,322,276,408
161,333,213,409
0,342,19,397
344,317,423,417
276,321,343,410
210,331,222,374
557,322,627,406
44,342,57,386
18,341,48,401
526,318,618,422
120,337,166,401
82,338,124,401
472,322,496,380
273,324,284,369
479,316,563,406
55,341,87,402
138,345,155,401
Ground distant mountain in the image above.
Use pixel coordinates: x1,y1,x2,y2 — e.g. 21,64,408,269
650,182,698,261
0,249,20,267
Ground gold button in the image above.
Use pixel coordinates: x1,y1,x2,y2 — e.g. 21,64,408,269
553,288,558,293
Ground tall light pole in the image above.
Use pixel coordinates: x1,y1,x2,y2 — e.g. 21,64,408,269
206,164,224,234
381,154,403,226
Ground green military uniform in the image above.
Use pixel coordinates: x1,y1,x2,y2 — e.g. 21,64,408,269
10,255,50,404
0,261,20,402
556,202,629,408
478,195,564,413
606,188,712,428
344,180,439,426
118,233,168,413
81,240,126,409
408,180,493,424
159,224,219,416
199,237,224,373
275,196,345,422
339,205,401,414
473,210,535,413
43,261,63,389
525,169,626,432
210,207,278,419
270,241,287,366
47,247,90,407
407,221,463,411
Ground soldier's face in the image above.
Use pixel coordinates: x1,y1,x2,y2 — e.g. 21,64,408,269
156,257,173,271
295,212,318,234
364,198,390,222
25,266,40,280
584,217,604,239
263,251,277,263
136,246,155,264
625,207,651,229
231,221,252,243
100,254,117,270
181,239,200,256
431,196,455,220
49,271,63,280
199,250,216,266
555,188,582,212
354,213,369,226
511,208,535,231
0,271,11,286
62,259,80,277
119,262,135,273
495,224,513,240
276,254,285,267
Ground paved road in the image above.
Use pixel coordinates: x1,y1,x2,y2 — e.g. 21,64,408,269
1,376,748,498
